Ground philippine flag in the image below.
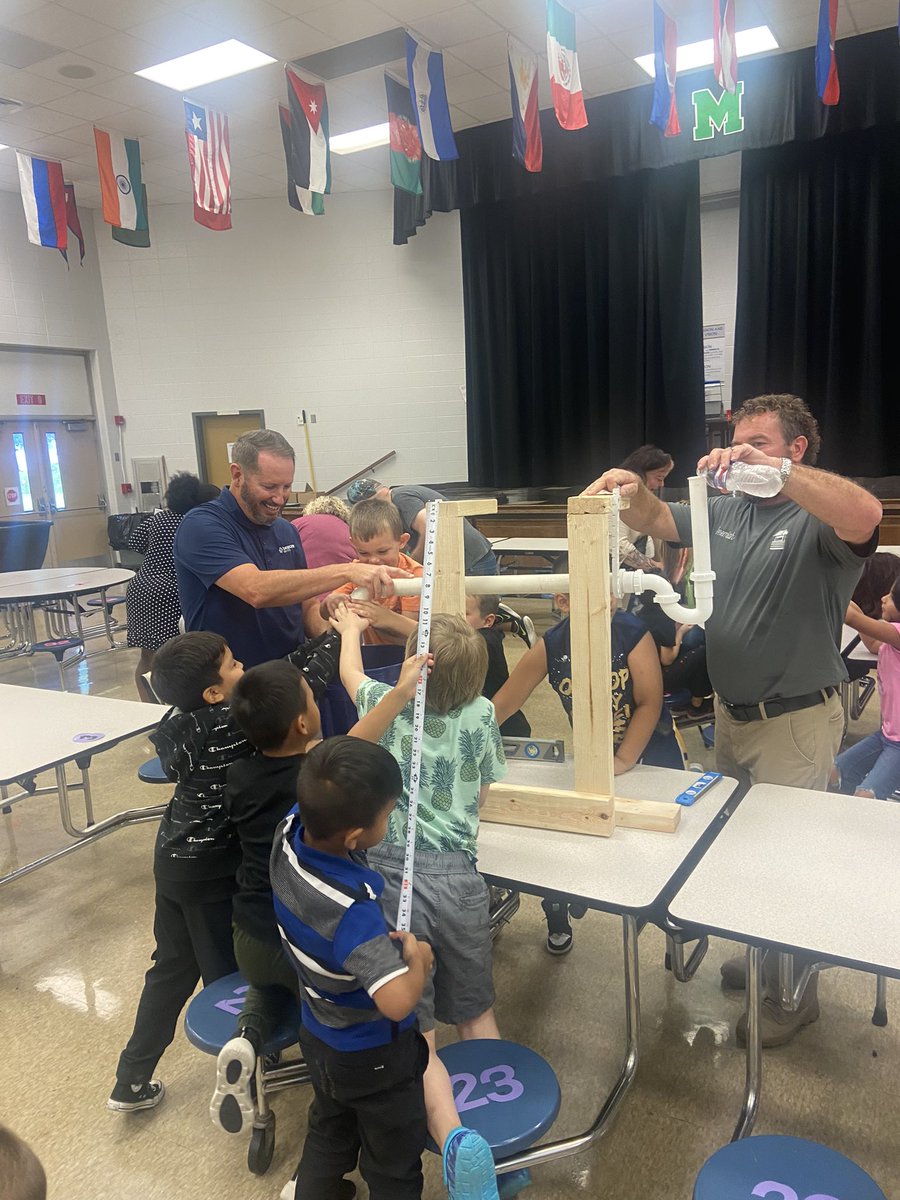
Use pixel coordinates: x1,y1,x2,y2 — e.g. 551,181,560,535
815,0,840,105
405,32,458,162
509,37,542,172
650,2,681,136
16,152,67,250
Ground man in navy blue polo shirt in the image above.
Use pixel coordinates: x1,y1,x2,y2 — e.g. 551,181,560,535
175,430,407,668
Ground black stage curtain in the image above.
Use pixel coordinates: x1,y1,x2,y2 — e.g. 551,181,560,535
396,28,900,245
461,162,703,488
733,125,900,477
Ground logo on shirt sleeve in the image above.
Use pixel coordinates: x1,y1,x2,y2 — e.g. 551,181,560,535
769,529,789,552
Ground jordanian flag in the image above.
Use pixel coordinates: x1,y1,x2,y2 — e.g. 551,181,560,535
285,66,331,195
278,104,324,215
547,0,587,130
384,72,422,194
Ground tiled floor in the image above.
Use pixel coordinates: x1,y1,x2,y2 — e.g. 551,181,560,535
1,606,897,1200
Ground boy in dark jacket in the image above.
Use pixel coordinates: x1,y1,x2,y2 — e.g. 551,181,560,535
107,631,248,1113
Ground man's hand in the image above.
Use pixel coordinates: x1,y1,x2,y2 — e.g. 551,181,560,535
395,652,433,701
390,930,434,974
346,562,411,600
697,441,781,480
583,469,642,498
329,601,370,638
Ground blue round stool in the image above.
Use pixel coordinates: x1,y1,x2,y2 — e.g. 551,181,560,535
137,756,168,784
184,972,307,1176
694,1135,887,1200
434,1039,560,1164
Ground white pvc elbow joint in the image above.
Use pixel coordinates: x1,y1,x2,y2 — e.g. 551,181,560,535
620,569,715,627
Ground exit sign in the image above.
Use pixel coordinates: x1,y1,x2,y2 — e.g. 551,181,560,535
16,393,46,406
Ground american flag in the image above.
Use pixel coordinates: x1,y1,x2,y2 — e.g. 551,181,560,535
184,99,232,230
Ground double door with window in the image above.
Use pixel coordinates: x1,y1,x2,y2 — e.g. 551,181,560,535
0,419,110,567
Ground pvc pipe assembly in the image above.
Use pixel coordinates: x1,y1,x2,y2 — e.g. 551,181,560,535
353,476,717,625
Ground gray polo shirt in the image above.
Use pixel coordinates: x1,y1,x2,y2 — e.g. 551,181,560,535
670,495,869,705
390,485,493,572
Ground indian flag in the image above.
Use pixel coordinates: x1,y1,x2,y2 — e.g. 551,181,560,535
547,0,587,130
94,128,145,230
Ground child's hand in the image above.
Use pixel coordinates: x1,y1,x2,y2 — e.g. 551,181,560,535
390,931,434,974
350,599,387,628
396,653,433,700
329,601,370,636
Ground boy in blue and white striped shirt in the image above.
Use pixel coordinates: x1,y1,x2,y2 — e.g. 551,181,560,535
270,736,433,1200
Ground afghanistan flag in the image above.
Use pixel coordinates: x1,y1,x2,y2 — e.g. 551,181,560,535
278,104,324,215
384,72,422,194
546,0,587,130
285,66,331,195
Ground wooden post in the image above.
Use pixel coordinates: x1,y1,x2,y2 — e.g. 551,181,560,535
431,499,497,616
568,496,615,812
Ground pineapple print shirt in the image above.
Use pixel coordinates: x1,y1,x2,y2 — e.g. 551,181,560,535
356,680,507,861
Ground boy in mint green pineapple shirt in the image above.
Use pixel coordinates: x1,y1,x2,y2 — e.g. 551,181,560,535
331,605,528,1200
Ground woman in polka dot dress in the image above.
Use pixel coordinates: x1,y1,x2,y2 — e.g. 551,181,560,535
125,473,220,701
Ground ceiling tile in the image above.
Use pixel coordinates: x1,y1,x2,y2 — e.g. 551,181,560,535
0,64,73,103
448,30,509,69
454,89,510,122
241,16,337,57
300,0,403,41
473,0,543,27
0,27,62,68
77,32,161,72
56,0,172,31
6,103,82,133
26,52,123,89
450,103,479,129
846,0,896,32
0,0,50,17
445,69,501,103
22,131,88,159
87,71,174,107
128,11,220,58
580,60,648,97
5,4,118,50
576,36,628,72
411,4,503,48
45,89,133,120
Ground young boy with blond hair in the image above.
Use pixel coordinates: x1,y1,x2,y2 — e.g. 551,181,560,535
322,498,423,645
331,604,529,1200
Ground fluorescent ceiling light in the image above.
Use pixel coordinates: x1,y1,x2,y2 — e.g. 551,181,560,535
136,39,276,90
0,144,8,151
635,25,778,77
330,122,390,155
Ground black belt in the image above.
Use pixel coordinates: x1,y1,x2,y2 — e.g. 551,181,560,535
720,687,838,723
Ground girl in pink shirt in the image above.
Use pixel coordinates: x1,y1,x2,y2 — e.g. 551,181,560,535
833,576,900,799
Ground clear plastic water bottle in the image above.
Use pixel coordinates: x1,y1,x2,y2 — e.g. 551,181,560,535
702,461,784,498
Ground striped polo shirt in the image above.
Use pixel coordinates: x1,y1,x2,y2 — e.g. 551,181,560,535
270,812,415,1050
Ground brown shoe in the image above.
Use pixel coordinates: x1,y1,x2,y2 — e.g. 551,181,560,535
720,955,747,990
735,978,820,1048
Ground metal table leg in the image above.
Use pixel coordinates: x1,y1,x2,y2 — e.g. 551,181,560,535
494,912,641,1175
732,944,762,1140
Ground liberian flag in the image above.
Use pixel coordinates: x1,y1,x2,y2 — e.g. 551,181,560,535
508,37,542,172
184,99,232,231
650,2,681,136
278,104,324,215
816,0,840,105
94,128,145,230
385,72,422,194
547,0,587,130
713,0,738,93
285,67,331,195
16,152,67,250
405,32,458,161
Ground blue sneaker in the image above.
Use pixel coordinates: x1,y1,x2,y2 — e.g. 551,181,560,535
498,1168,532,1198
443,1126,499,1200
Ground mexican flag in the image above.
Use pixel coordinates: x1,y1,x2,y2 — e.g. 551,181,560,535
547,0,587,130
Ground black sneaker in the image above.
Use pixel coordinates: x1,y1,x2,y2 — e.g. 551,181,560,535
280,1173,356,1200
543,902,573,956
107,1079,166,1112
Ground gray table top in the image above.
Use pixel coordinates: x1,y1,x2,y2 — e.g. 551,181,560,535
476,760,737,914
668,783,900,975
0,684,166,785
0,567,133,603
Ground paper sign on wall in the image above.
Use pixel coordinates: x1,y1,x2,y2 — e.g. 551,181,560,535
703,323,725,382
5,487,19,504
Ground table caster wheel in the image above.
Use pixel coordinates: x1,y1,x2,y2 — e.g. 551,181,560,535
248,1111,276,1175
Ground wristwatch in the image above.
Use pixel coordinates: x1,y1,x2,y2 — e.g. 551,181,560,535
779,457,792,487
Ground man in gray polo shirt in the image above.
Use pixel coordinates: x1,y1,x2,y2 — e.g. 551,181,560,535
588,393,882,1045
347,479,498,575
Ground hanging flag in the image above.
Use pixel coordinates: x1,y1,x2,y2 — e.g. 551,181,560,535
285,67,331,195
713,0,738,93
184,99,232,231
16,152,67,250
278,104,324,215
384,72,422,194
63,183,85,264
508,37,542,172
546,0,587,130
815,0,840,105
650,2,681,136
112,184,151,247
94,127,145,230
405,32,459,161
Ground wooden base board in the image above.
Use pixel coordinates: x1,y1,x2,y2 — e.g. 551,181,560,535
483,783,681,837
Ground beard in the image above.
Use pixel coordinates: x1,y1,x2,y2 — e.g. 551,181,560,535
240,479,283,526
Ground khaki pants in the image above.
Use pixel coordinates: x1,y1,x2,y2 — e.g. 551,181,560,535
714,691,844,792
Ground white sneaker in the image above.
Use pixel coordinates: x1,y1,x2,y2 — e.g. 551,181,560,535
210,1035,257,1134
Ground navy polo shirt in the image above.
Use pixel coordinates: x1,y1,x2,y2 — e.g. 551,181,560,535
174,487,306,668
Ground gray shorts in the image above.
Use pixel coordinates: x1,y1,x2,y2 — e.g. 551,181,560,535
368,843,495,1032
